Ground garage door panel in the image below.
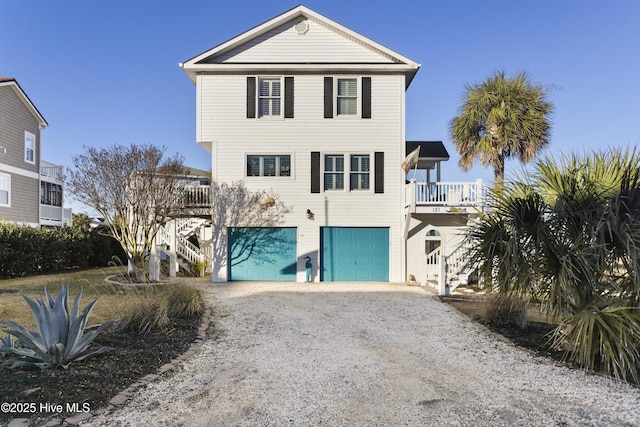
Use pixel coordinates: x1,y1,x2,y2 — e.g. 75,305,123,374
229,227,297,281
321,227,389,281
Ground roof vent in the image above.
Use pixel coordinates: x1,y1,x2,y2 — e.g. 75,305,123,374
295,21,309,35
0,147,6,155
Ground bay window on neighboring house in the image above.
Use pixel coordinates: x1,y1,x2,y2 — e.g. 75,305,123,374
247,154,291,177
0,173,10,206
41,181,63,207
25,131,36,164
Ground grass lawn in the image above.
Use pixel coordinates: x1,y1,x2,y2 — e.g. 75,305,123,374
0,266,171,329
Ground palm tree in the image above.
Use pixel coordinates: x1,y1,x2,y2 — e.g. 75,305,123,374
449,70,554,186
466,148,640,381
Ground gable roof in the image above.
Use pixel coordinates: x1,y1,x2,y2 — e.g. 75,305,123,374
0,78,48,128
180,5,420,88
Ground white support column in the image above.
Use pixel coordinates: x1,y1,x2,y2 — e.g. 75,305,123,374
438,254,447,295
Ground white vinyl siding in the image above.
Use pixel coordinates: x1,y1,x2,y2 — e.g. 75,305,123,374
0,173,10,206
24,131,35,164
337,78,357,115
258,77,281,117
212,19,397,64
196,73,405,281
247,154,291,177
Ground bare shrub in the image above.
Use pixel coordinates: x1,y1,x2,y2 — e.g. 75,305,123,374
485,293,529,329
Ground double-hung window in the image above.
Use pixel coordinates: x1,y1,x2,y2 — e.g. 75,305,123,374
258,77,281,117
25,131,35,164
350,155,370,190
324,76,371,119
0,173,10,206
247,155,291,177
323,154,370,191
336,78,358,116
324,155,344,190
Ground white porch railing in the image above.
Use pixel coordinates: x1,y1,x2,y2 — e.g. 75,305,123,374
40,205,72,225
40,165,64,182
424,240,475,295
405,179,485,208
180,185,211,208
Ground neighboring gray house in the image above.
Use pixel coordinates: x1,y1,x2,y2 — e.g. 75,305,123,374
0,78,71,227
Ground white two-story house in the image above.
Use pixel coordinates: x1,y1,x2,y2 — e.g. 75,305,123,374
0,78,71,227
179,6,484,288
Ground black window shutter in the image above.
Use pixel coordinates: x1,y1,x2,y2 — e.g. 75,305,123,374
374,152,384,193
311,152,321,193
246,77,256,118
362,77,371,119
284,77,294,118
324,77,333,119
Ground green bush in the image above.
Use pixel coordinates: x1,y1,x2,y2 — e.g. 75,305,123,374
0,221,126,278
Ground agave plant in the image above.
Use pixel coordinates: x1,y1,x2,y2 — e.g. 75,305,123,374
0,285,114,369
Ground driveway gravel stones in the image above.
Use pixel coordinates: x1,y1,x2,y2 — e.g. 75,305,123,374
83,282,640,426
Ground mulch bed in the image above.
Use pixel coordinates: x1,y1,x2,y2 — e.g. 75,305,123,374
0,316,200,423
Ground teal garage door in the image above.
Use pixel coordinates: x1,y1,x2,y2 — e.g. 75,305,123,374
321,227,389,281
228,227,297,281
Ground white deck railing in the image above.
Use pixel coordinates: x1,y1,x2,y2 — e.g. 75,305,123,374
40,165,64,182
405,179,485,210
40,205,72,224
180,185,211,208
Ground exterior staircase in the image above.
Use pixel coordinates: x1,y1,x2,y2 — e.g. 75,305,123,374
424,240,475,295
157,218,210,276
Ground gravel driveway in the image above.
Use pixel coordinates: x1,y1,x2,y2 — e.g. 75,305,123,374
85,282,640,426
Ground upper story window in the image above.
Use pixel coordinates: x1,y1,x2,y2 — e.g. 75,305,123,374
337,78,357,115
41,181,63,207
324,76,371,119
0,172,10,206
247,154,291,177
247,77,294,119
25,131,36,164
324,154,345,190
350,155,370,190
258,78,281,117
312,151,383,194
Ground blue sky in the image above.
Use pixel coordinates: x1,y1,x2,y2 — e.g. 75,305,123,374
2,1,639,214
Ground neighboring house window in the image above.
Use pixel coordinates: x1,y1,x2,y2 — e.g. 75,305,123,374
324,154,345,190
350,155,370,190
247,155,291,177
247,77,294,118
41,182,63,207
258,78,281,117
25,131,36,164
0,173,10,206
324,76,371,119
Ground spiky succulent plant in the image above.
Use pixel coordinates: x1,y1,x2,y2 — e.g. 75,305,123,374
0,285,113,369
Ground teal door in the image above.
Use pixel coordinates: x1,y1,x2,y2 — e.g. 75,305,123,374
321,227,389,281
228,227,297,281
